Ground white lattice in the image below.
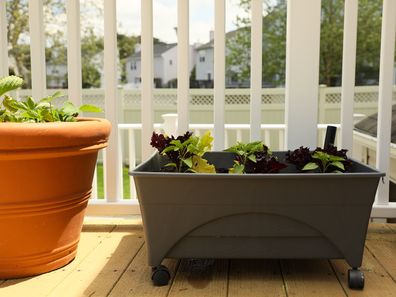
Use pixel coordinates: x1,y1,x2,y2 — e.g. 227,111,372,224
354,92,378,103
191,94,213,105
325,93,341,104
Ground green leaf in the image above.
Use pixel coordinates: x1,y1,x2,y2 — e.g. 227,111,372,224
62,101,79,116
161,146,177,154
331,161,345,171
328,155,346,162
163,162,177,168
79,104,103,113
302,162,319,171
182,157,193,168
230,163,245,174
0,76,23,97
247,154,257,163
26,97,36,109
2,95,18,112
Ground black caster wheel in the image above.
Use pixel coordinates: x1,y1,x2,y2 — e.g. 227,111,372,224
348,268,364,290
151,265,171,286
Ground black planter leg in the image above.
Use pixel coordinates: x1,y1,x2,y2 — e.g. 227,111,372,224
151,264,171,286
348,268,364,289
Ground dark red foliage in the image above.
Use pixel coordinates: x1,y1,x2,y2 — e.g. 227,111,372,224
286,146,312,170
150,132,170,153
244,151,287,173
150,131,194,172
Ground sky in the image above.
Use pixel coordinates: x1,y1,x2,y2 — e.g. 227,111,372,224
116,0,250,45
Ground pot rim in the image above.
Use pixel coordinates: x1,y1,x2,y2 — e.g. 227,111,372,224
0,117,111,157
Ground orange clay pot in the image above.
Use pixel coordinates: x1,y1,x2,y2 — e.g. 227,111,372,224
0,118,111,279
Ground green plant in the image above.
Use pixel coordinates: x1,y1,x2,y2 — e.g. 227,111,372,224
225,141,286,174
151,131,216,173
302,151,346,173
0,75,101,123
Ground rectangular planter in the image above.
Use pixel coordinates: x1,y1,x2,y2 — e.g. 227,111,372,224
131,151,384,286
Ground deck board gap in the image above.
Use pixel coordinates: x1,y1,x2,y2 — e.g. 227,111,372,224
328,259,349,296
106,240,145,297
279,260,289,297
365,243,396,283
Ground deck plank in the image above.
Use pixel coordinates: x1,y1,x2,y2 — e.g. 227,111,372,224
331,247,396,297
46,224,144,297
228,259,286,297
365,239,396,281
2,222,396,297
108,244,179,297
168,259,228,297
0,224,116,297
386,223,396,233
281,259,347,297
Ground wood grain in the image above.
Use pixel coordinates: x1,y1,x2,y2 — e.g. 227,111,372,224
168,259,228,297
228,259,286,297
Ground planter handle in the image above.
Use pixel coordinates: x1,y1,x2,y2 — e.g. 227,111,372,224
324,125,337,148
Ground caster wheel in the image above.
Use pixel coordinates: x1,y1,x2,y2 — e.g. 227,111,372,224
151,265,171,286
348,269,364,290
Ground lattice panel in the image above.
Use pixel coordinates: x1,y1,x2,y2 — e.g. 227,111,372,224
225,94,249,105
154,93,177,105
263,94,284,104
354,92,378,103
325,93,341,104
191,94,213,105
124,92,140,105
82,93,105,109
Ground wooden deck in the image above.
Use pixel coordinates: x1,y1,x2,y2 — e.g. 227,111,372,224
1,217,396,297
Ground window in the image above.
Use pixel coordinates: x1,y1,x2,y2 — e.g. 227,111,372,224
169,59,173,65
199,56,205,63
131,62,137,70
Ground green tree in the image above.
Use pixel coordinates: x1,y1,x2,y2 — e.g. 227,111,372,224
228,0,387,87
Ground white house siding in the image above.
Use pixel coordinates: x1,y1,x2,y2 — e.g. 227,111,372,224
196,47,214,81
46,64,67,88
126,44,195,88
161,46,177,85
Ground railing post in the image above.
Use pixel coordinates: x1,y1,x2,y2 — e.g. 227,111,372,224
340,0,358,153
177,0,190,133
318,84,327,124
0,0,8,77
66,0,82,106
375,0,396,206
250,0,263,141
28,0,46,99
285,0,321,149
141,0,154,161
103,0,120,202
162,113,178,136
213,0,226,150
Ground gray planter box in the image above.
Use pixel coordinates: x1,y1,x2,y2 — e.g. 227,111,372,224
131,151,384,288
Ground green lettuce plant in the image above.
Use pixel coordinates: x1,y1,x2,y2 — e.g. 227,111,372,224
225,141,287,174
0,75,101,123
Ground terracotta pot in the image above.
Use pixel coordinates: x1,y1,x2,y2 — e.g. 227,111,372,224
0,118,111,278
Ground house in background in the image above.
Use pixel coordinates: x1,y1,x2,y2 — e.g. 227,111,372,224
125,43,195,88
46,64,67,88
195,29,250,88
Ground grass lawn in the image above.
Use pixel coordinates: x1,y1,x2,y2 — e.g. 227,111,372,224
95,163,131,199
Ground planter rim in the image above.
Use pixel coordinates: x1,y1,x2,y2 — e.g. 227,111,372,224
0,117,111,151
131,152,385,179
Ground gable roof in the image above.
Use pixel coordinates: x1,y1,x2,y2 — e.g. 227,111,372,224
195,29,242,51
131,43,177,59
